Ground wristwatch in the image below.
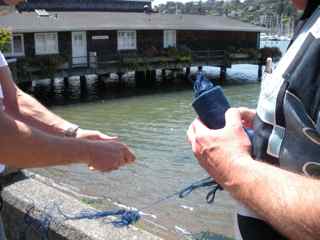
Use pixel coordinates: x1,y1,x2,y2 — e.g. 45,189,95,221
64,125,80,138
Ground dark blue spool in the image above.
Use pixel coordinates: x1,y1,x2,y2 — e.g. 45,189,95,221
190,70,255,203
192,71,254,141
192,86,230,130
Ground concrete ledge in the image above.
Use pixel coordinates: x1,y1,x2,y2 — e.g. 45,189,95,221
1,174,163,240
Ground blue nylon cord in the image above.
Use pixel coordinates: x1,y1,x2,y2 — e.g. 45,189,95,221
57,208,141,228
56,177,221,226
21,176,222,239
178,177,222,204
21,204,53,240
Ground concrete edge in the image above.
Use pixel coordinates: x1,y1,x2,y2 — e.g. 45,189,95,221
1,173,163,240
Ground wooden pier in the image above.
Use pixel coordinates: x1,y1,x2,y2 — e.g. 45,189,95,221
11,48,280,89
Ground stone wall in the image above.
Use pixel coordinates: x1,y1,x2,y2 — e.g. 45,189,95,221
1,172,163,240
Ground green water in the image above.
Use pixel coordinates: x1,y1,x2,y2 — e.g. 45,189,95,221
33,83,260,239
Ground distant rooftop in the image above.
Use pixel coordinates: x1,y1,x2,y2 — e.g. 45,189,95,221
1,11,265,33
17,0,151,12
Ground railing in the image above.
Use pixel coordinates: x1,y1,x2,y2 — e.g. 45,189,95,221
66,49,255,71
17,49,264,82
190,50,228,63
94,50,230,67
68,54,99,69
191,50,226,58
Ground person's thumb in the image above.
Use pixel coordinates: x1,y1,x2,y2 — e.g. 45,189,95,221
224,108,243,128
192,118,212,137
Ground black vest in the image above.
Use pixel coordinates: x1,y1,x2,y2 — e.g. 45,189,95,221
237,7,320,240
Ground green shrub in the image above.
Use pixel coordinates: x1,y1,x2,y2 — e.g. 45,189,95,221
0,28,12,52
23,54,67,78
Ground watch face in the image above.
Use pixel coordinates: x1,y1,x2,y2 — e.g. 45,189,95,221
65,126,79,137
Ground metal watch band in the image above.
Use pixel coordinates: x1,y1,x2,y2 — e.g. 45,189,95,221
64,125,80,138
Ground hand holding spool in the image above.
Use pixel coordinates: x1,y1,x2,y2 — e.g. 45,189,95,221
182,70,255,203
192,70,254,141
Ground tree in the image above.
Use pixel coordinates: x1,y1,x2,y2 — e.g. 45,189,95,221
0,28,11,53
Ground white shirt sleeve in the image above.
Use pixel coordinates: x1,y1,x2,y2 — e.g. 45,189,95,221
0,86,3,99
0,52,5,99
0,52,5,173
0,51,8,67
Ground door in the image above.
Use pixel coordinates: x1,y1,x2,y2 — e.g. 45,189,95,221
164,30,176,48
72,32,87,66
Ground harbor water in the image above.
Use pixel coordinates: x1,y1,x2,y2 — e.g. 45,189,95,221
30,40,289,239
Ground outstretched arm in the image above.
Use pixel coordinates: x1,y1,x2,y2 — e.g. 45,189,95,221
0,109,88,168
0,66,115,140
187,108,320,240
0,108,134,171
0,66,76,136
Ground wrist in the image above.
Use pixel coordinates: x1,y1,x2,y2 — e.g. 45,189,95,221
224,155,257,196
77,139,92,165
63,123,80,138
50,136,89,166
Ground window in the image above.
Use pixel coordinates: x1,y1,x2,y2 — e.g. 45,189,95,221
3,34,25,57
35,32,58,55
117,31,137,50
164,30,176,48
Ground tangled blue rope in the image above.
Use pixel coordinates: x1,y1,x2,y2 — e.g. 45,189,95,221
56,176,221,225
20,176,222,239
21,203,53,240
179,177,222,204
57,208,141,228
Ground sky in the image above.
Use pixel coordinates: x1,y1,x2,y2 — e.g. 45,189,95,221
153,0,191,5
152,0,237,6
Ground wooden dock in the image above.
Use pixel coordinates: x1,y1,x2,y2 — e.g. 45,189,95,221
11,48,280,88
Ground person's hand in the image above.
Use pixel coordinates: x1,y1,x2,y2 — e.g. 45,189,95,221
76,128,118,141
187,108,252,187
85,140,135,172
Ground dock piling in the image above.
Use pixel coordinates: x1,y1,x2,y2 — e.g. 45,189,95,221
135,70,146,88
95,75,107,97
161,69,166,84
80,75,87,88
258,64,263,82
117,72,125,88
50,78,55,87
80,75,88,98
185,67,191,83
146,70,156,87
97,75,103,82
135,70,156,88
219,66,227,84
63,77,69,88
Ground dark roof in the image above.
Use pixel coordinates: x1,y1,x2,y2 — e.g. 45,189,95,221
0,11,265,33
16,0,151,12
